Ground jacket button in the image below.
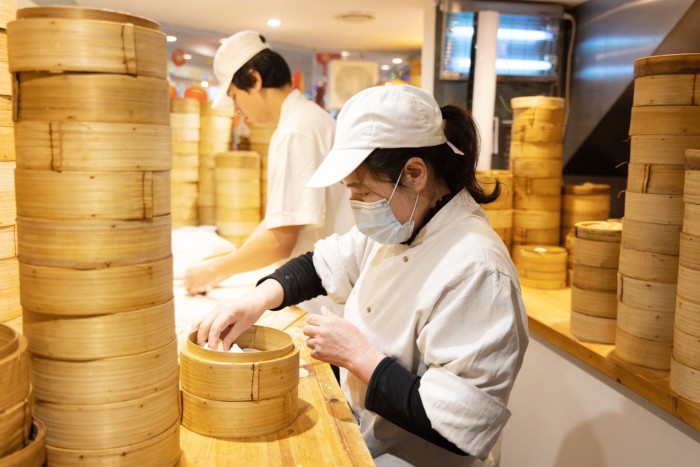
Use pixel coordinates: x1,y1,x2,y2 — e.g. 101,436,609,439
366,307,372,313
403,256,409,263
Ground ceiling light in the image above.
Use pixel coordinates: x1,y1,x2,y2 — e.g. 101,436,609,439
183,54,193,60
201,81,209,88
392,58,403,64
380,65,390,71
334,12,375,23
267,18,281,27
167,35,177,43
340,51,350,58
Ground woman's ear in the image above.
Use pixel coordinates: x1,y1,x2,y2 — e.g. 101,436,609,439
404,157,428,192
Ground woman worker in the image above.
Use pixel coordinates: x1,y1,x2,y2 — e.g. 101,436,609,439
193,84,528,466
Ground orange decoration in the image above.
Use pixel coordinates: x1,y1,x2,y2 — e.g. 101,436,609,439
292,68,304,91
172,48,186,67
169,85,177,100
184,86,208,103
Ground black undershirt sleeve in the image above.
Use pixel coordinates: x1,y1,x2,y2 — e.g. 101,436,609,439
255,251,327,310
365,357,470,456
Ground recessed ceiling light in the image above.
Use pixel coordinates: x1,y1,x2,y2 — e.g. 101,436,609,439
380,65,390,71
267,18,281,27
340,51,350,58
392,58,403,64
167,35,177,42
334,11,375,23
201,81,209,88
183,54,193,60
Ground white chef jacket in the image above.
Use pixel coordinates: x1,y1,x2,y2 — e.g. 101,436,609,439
265,89,354,314
312,189,528,466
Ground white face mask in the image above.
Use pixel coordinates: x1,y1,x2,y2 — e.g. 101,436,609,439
349,172,419,244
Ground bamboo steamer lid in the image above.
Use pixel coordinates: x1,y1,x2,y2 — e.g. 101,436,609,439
617,273,676,312
16,72,170,125
16,5,160,30
679,232,700,269
621,218,680,255
513,176,561,195
0,419,47,467
170,97,200,114
627,163,685,194
572,263,617,291
676,296,700,337
571,286,617,318
673,325,700,370
16,216,171,269
35,382,180,450
629,106,700,136
0,225,16,260
7,18,167,78
22,299,175,360
14,169,170,221
570,311,616,344
514,191,561,211
614,327,672,370
563,182,609,196
476,170,513,210
623,192,684,225
0,0,16,29
0,328,30,412
509,140,562,159
45,419,179,467
670,356,700,403
0,257,19,290
181,388,298,439
511,96,565,109
574,237,620,269
633,74,699,106
630,135,700,165
677,264,700,304
616,301,675,341
511,158,562,178
180,328,299,402
483,209,512,229
14,121,172,172
633,53,700,78
684,202,700,236
512,245,567,272
19,257,173,315
618,245,679,283
0,397,31,458
575,220,622,242
31,339,179,405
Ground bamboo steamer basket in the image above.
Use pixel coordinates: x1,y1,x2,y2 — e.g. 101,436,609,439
684,202,700,236
45,419,179,467
0,328,30,412
618,245,678,283
180,327,299,402
511,158,562,178
201,100,234,118
514,192,560,212
169,112,200,131
621,218,681,255
511,96,565,111
614,327,672,370
0,397,31,458
509,140,563,158
15,6,159,29
629,106,700,136
0,257,18,291
249,124,275,214
513,245,567,289
574,221,621,268
16,73,169,125
570,311,616,344
0,288,20,323
0,0,16,29
627,163,685,194
680,232,700,270
0,225,16,260
617,273,676,312
14,121,172,171
573,263,617,291
630,135,700,165
670,356,700,403
171,183,198,228
22,299,175,360
571,286,617,318
215,151,261,246
34,382,180,450
511,122,563,143
171,155,199,182
0,95,11,127
633,74,699,106
677,265,700,304
170,98,199,114
200,115,232,133
19,256,173,315
617,301,675,341
686,149,700,203
623,192,684,225
16,216,171,269
31,339,179,405
0,419,46,467
0,163,16,226
512,210,561,245
7,18,166,78
676,296,700,338
476,170,513,210
15,170,170,221
0,64,10,97
634,53,700,78
672,326,700,370
513,176,561,195
0,127,15,162
512,101,565,125
562,184,610,237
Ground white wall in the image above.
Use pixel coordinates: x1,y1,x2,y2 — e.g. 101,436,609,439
501,333,700,467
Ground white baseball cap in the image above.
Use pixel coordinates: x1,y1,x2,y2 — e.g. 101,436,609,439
307,84,464,188
212,30,270,109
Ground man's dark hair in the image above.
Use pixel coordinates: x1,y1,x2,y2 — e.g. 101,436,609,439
232,36,292,91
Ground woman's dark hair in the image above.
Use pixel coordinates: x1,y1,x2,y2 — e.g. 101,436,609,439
231,38,292,91
362,105,500,204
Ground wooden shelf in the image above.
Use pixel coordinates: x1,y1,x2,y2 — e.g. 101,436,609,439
521,286,700,431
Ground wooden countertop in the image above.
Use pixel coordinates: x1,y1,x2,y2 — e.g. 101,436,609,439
522,286,700,431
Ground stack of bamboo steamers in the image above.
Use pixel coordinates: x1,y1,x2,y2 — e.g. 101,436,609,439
476,170,513,251
615,53,700,371
8,6,181,464
171,97,201,228
198,102,234,225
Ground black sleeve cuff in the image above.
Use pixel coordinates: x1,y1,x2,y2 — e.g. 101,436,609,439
256,251,327,310
365,357,469,456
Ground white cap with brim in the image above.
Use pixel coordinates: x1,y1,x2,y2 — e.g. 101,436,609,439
212,30,270,109
307,84,463,188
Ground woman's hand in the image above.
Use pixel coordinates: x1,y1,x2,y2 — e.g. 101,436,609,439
303,307,386,384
